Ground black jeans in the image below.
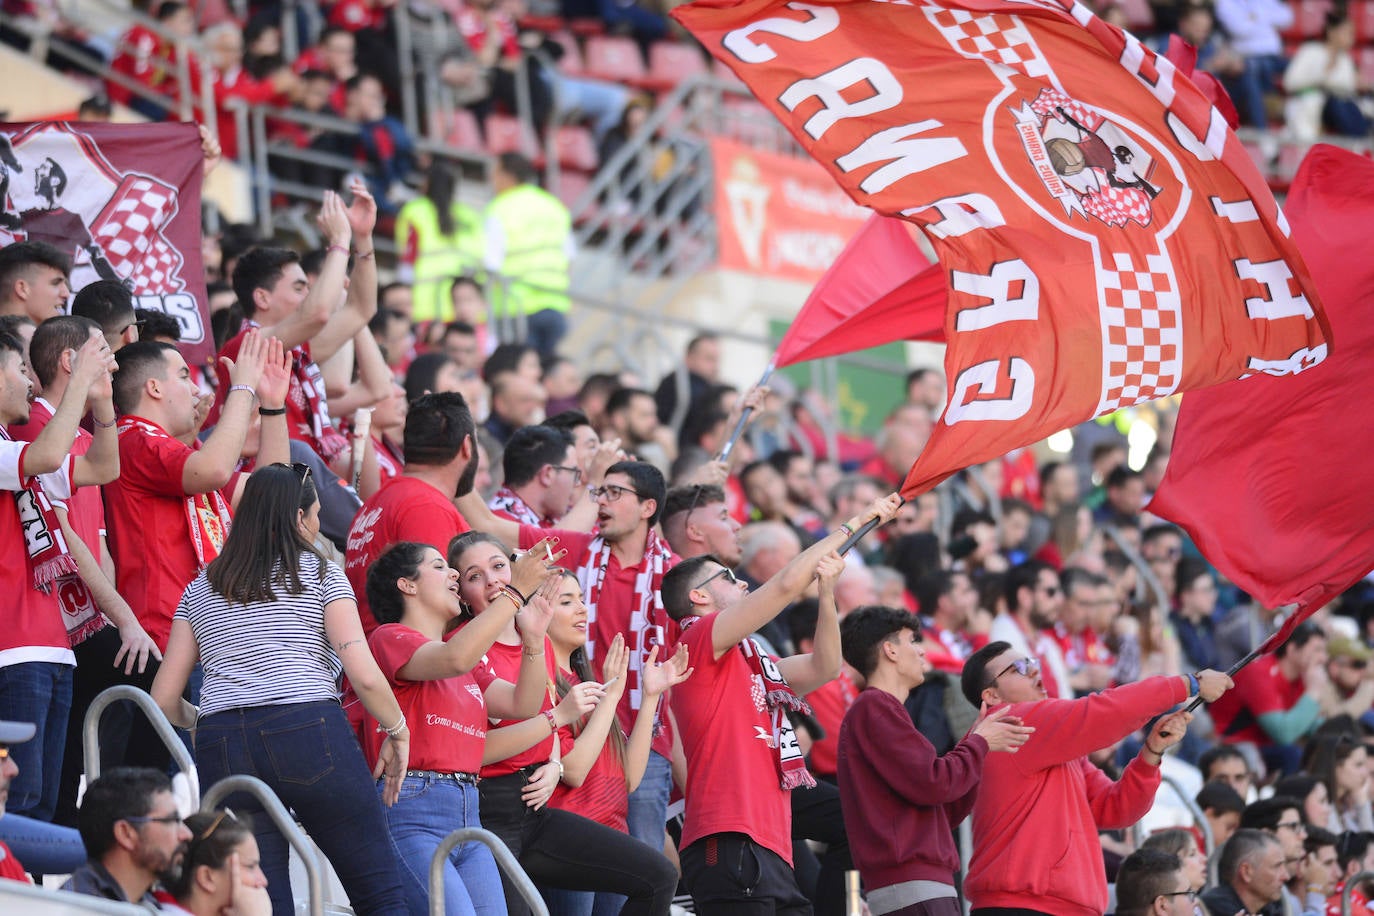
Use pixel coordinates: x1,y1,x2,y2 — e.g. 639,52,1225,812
681,832,813,915
479,769,677,916
791,780,852,916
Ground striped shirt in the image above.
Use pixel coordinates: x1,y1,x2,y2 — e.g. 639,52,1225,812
175,554,353,716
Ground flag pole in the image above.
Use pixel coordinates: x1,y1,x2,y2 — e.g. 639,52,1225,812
1180,618,1292,714
717,360,775,464
837,498,906,556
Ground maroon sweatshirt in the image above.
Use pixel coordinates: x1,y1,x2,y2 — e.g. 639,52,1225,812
837,688,989,891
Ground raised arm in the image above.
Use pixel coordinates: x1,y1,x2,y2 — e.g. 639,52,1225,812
309,181,380,364
24,336,115,478
710,493,902,658
185,330,269,494
622,643,692,792
72,343,120,486
262,194,351,351
776,552,844,695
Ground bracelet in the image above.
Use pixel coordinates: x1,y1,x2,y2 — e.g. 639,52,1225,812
258,406,286,416
228,384,256,400
354,248,375,260
91,415,117,429
1186,673,1200,698
503,583,528,605
377,713,408,738
523,645,545,659
837,523,855,538
543,708,557,731
496,585,526,608
553,760,565,782
327,244,349,257
1144,743,1166,758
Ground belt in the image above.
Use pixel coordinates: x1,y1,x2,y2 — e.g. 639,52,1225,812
866,880,957,915
404,770,480,785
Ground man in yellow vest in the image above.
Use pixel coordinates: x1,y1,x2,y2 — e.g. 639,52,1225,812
484,152,573,358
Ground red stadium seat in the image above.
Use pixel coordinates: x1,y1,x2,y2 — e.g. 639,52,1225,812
1282,0,1333,41
484,113,539,159
642,41,709,92
1359,46,1374,84
437,108,483,153
551,30,585,76
583,35,647,85
554,125,599,172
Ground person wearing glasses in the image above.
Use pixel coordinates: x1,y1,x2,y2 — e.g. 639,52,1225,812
1114,847,1203,916
458,460,682,855
988,560,1072,698
1238,795,1309,914
152,463,410,915
161,808,270,916
1200,829,1287,916
64,767,193,906
957,640,1232,916
659,493,903,914
488,425,599,530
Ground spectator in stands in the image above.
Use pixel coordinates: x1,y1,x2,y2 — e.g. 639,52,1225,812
488,424,593,528
165,809,271,916
1053,567,1116,695
916,569,985,673
769,449,827,537
108,0,195,119
837,605,1031,916
1141,522,1184,600
395,163,485,324
1215,0,1293,131
0,329,117,822
660,493,900,914
0,720,35,881
1200,744,1256,800
1140,828,1209,895
1202,829,1287,916
860,403,932,488
106,334,289,657
1284,12,1371,141
151,463,410,915
1331,831,1374,914
1114,848,1199,916
560,0,668,45
1305,734,1374,832
446,532,680,916
345,391,480,632
990,560,1071,698
339,73,417,213
1241,795,1309,911
1170,558,1223,673
64,768,192,906
0,240,69,323
604,386,671,473
1209,621,1327,775
484,152,573,358
661,483,743,567
403,351,464,405
1197,779,1247,848
905,366,945,414
654,332,719,428
77,93,114,122
136,308,182,345
71,279,141,352
1095,464,1147,529
542,355,582,417
215,187,377,463
1320,635,1374,722
484,373,547,445
958,643,1229,915
201,23,297,160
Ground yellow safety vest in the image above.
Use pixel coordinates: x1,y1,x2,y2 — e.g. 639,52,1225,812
393,197,485,323
485,184,571,318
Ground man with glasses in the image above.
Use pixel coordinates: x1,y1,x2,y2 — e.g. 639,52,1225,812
1319,635,1374,723
64,767,192,905
989,560,1071,698
1201,829,1287,916
958,640,1231,915
1115,848,1202,916
1240,795,1308,912
488,425,597,530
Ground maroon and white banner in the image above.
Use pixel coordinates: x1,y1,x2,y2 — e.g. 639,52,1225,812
0,121,212,363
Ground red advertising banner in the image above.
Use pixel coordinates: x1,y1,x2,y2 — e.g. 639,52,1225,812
712,135,870,283
678,0,1330,497
0,121,212,363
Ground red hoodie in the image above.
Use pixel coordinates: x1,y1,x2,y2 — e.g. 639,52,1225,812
966,675,1188,915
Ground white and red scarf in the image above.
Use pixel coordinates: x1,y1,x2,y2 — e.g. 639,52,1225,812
489,486,547,527
681,615,816,791
118,418,233,567
0,425,77,592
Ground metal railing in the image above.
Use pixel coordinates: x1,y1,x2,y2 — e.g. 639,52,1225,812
0,883,149,914
83,685,198,800
429,828,548,916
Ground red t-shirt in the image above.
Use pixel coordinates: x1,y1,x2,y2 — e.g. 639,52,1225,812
671,614,795,864
548,666,630,832
104,417,235,651
517,526,677,759
11,399,108,647
0,434,75,665
210,331,319,454
1208,658,1307,745
805,670,857,778
0,840,29,883
365,624,486,773
344,476,471,634
471,635,567,778
1051,624,1115,673
1327,882,1370,916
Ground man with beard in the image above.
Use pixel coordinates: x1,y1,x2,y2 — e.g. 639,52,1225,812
64,767,192,905
990,560,1072,698
345,391,481,633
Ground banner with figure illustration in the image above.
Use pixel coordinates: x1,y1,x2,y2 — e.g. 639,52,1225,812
678,0,1331,497
0,120,212,363
711,135,870,283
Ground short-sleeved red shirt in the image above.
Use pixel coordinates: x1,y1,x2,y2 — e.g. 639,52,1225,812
365,624,486,774
344,476,471,634
471,634,567,778
1208,658,1306,745
548,665,630,832
671,614,795,864
0,433,75,664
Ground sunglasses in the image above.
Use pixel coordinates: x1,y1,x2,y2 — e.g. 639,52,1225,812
590,483,642,502
988,656,1040,687
696,566,739,590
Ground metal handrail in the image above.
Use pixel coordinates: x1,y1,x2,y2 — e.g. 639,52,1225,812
429,827,548,916
201,775,325,916
1341,869,1374,916
83,685,197,799
0,882,149,914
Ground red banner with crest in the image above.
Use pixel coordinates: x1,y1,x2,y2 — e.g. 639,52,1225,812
0,121,212,364
675,0,1331,496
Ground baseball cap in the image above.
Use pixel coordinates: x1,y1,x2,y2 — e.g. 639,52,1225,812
0,721,35,745
1329,635,1374,663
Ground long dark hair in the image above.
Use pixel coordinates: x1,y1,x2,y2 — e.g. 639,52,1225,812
206,463,324,603
366,541,432,626
166,808,255,900
446,530,511,622
549,570,630,783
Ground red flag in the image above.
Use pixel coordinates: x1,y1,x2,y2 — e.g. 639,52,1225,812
775,214,946,367
0,121,213,364
1149,145,1374,643
674,0,1330,497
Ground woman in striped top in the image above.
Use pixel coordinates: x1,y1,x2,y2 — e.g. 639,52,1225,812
448,531,681,916
152,463,410,915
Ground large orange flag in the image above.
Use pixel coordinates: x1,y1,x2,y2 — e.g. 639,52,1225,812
674,0,1330,496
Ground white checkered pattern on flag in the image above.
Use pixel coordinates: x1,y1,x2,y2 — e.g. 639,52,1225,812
91,174,183,294
925,7,1053,79
1095,250,1182,414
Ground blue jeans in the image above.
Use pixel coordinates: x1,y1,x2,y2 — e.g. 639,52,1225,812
195,701,406,916
626,751,671,850
1230,54,1287,129
382,775,504,916
548,73,629,140
0,813,86,874
542,885,626,916
0,661,73,821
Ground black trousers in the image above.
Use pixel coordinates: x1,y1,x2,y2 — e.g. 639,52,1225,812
790,779,852,916
681,832,813,916
479,769,677,916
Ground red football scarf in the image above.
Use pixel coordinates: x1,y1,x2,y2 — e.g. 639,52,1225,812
0,425,77,592
488,486,547,526
117,418,232,567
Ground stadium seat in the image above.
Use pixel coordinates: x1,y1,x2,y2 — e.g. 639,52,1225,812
1359,46,1374,84
643,41,709,93
551,30,585,76
1282,0,1333,41
555,125,599,172
484,112,540,159
713,58,744,86
438,108,483,153
554,168,593,212
1353,0,1374,43
568,17,605,36
583,35,648,85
